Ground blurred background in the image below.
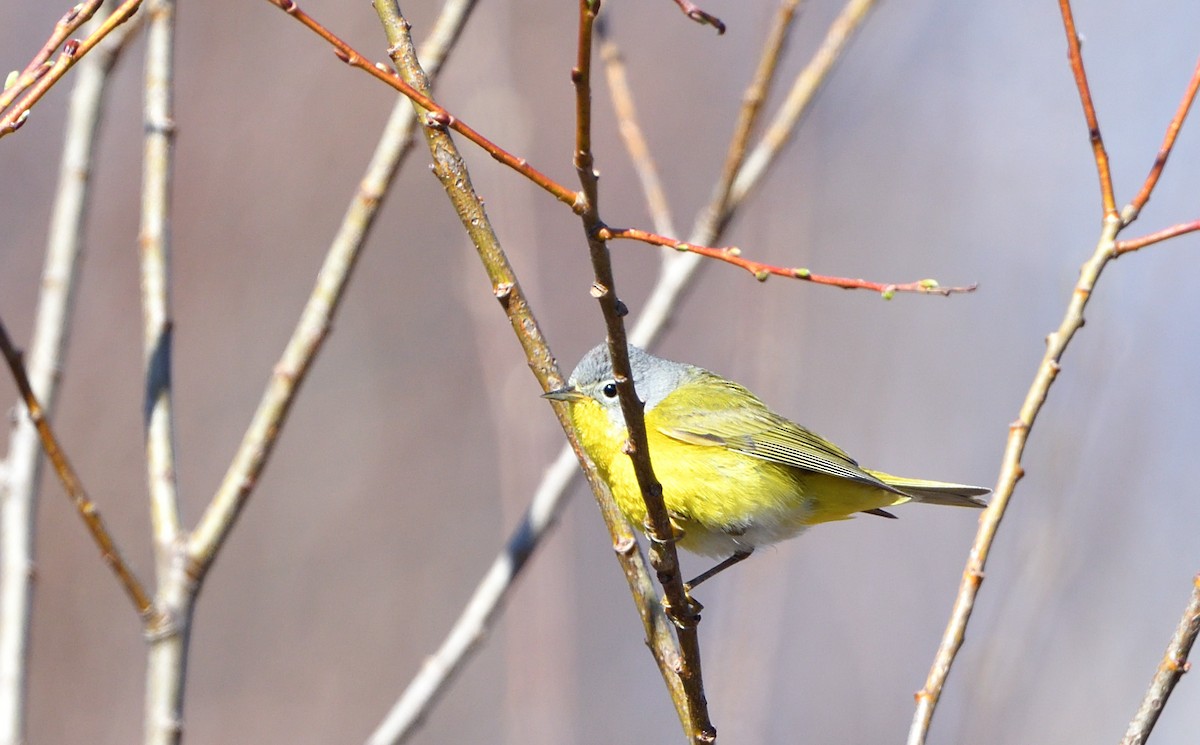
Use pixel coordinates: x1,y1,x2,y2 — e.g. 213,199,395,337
1,0,1199,742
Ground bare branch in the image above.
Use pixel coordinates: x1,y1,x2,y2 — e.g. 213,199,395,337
0,319,155,622
0,0,101,115
0,0,144,139
1115,219,1200,254
1125,54,1200,221
0,10,145,742
188,0,475,582
1120,574,1200,745
729,0,878,210
263,0,579,208
1057,0,1117,219
671,0,725,34
139,0,190,742
701,0,801,238
910,5,1200,738
603,228,977,297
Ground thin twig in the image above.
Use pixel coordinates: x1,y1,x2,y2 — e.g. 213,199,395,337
730,0,877,208
1120,574,1200,745
1125,54,1200,221
0,0,101,115
366,3,682,743
264,0,579,209
672,0,725,34
637,0,821,348
1115,219,1200,254
1057,0,1117,220
603,227,976,296
0,319,155,621
0,12,145,743
574,2,714,742
701,0,801,239
0,0,143,139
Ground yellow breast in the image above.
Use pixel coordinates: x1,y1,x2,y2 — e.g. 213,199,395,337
569,397,815,556
569,391,909,558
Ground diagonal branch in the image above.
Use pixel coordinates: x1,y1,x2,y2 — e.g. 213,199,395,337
701,0,801,237
671,0,726,35
0,0,102,115
1120,574,1200,745
0,0,144,139
597,19,678,238
264,0,579,209
729,0,877,209
0,318,156,622
1125,53,1200,221
188,0,476,584
907,212,1124,745
1115,219,1200,254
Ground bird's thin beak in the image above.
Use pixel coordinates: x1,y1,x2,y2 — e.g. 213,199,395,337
543,386,585,402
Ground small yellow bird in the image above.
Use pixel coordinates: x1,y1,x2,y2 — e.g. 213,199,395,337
546,344,988,588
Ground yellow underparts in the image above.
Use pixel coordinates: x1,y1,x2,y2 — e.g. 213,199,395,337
570,399,908,557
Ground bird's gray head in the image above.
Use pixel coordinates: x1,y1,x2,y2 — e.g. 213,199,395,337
559,344,698,427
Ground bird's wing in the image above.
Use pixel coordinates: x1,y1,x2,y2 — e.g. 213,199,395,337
653,373,893,491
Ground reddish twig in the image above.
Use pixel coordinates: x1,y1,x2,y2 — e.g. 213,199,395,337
1115,219,1200,254
0,0,143,139
0,315,156,623
264,0,579,209
1126,53,1200,221
0,0,101,114
1058,0,1117,219
1120,574,1200,745
672,0,726,34
601,227,977,297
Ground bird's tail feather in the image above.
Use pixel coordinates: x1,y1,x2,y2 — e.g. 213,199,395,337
866,470,990,508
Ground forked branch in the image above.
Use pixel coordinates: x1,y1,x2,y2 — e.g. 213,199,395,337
908,3,1200,742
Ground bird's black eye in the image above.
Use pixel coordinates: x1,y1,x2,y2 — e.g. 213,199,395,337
602,382,618,398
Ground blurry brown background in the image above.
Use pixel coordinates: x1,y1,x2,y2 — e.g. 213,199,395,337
2,0,1199,742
